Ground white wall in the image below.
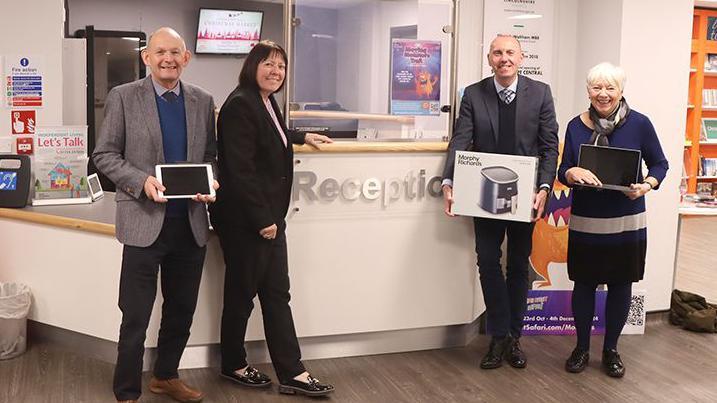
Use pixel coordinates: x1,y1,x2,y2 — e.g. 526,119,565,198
0,0,64,142
572,0,623,119
619,0,693,310
455,0,578,135
67,0,284,105
551,0,578,129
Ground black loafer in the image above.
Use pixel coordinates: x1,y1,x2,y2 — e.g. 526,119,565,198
278,375,334,397
504,337,527,368
565,347,590,373
602,349,625,378
221,366,272,388
480,337,507,369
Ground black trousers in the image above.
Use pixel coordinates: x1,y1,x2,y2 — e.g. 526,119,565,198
113,217,206,401
216,226,305,383
474,217,535,338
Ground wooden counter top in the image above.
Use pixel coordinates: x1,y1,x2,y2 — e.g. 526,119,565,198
0,196,117,236
293,141,448,153
0,144,448,235
0,207,115,235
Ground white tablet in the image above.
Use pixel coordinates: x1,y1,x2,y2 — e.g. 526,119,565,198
155,163,215,199
87,173,104,201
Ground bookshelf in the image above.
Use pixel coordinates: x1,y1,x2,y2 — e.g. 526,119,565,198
685,8,717,193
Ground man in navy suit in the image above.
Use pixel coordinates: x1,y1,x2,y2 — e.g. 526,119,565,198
441,35,559,369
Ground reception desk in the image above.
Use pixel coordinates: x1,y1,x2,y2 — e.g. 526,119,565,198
0,142,482,369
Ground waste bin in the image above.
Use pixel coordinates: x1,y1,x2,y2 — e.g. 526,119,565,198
0,282,31,360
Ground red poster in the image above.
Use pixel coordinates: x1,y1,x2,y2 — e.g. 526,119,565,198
11,110,36,135
16,137,33,155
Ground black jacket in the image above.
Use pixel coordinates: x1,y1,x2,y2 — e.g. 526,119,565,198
209,86,305,233
443,75,559,187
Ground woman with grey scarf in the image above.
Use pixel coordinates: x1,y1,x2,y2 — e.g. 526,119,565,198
557,62,668,378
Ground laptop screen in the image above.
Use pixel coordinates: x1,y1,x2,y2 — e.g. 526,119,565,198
577,144,641,187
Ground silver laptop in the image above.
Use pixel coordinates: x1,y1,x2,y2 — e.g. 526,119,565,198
577,144,641,192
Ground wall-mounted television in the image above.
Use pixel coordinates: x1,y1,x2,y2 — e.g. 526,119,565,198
195,8,264,55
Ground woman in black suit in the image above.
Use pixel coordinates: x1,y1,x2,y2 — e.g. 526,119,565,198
209,40,334,397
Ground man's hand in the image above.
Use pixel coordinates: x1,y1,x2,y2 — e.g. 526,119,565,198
565,167,602,187
304,132,334,150
442,185,455,217
259,223,278,240
144,175,168,203
533,188,549,222
193,180,219,203
623,182,651,200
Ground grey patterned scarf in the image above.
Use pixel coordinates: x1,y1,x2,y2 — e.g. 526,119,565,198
588,97,631,146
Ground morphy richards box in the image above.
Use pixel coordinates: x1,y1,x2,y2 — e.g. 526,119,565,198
452,151,538,222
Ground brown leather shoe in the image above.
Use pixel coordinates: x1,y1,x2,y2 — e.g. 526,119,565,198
149,377,203,402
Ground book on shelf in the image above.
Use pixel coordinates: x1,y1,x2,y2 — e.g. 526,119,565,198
684,193,715,202
701,118,717,140
703,89,717,107
700,157,717,177
706,54,717,72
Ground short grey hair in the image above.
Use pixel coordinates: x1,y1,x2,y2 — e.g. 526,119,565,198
586,62,626,92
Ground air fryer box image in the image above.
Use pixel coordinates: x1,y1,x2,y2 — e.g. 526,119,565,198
452,151,538,223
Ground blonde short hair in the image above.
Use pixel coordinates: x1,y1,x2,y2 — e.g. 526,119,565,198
586,62,626,92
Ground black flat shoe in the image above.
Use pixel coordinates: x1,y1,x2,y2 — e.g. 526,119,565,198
602,349,625,378
278,375,334,397
221,366,272,388
480,337,507,369
505,337,527,368
565,347,590,373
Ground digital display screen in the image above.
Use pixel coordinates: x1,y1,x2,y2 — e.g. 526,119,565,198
578,145,641,187
195,9,263,55
159,166,211,196
88,175,102,194
0,171,17,191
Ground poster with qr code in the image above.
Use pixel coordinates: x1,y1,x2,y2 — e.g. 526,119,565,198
621,289,646,335
522,289,646,335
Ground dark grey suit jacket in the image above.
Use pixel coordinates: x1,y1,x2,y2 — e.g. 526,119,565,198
443,75,559,188
93,76,217,247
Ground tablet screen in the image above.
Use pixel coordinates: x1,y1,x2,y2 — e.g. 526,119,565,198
88,174,101,194
159,166,211,196
578,145,640,187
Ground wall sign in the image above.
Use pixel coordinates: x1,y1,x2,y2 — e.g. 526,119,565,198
5,55,44,108
10,110,36,134
482,0,554,87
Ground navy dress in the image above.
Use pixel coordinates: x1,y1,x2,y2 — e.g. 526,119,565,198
557,111,668,284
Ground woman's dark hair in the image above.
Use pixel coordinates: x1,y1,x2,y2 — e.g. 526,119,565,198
238,40,288,93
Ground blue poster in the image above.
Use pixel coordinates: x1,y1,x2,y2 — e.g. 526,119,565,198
390,39,441,116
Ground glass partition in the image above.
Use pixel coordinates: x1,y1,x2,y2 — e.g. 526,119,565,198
288,0,454,141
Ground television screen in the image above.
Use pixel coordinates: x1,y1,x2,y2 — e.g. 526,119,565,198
195,9,263,55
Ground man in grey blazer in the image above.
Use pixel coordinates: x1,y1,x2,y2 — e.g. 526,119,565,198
93,27,217,403
441,35,559,370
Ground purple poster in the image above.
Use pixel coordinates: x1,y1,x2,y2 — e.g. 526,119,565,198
390,39,441,116
522,290,606,336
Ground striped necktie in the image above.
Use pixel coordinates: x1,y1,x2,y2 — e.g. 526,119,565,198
499,88,515,104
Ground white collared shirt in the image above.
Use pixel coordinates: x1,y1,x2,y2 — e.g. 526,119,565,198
493,76,518,98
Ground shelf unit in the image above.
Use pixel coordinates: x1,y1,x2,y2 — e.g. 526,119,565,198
686,8,717,193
